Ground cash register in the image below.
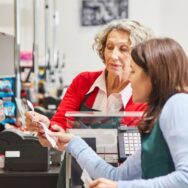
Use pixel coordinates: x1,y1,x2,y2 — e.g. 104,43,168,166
0,128,49,171
63,111,143,188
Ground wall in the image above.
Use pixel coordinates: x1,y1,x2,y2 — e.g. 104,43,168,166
160,0,188,52
57,0,188,84
0,0,188,85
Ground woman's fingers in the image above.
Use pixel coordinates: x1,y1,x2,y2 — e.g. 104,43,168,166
38,132,51,147
89,178,117,188
25,111,50,132
51,124,64,132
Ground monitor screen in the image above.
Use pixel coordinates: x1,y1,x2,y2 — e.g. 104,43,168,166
0,33,15,78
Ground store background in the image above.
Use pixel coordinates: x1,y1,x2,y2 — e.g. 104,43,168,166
0,0,188,88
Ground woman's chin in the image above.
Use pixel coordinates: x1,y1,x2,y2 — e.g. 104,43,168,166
108,70,123,77
133,97,144,104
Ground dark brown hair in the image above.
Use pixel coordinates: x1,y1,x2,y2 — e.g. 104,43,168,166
131,38,188,133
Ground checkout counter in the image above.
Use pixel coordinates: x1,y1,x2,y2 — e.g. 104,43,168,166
0,165,60,188
0,111,142,188
0,128,61,188
55,111,121,188
57,111,142,188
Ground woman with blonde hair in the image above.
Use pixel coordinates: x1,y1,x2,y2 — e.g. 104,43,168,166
26,19,154,144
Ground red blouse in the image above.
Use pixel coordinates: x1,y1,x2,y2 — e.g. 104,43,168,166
50,71,146,130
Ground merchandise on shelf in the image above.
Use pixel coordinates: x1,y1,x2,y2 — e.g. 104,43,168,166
0,77,16,127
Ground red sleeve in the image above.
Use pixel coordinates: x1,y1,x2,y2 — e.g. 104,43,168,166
122,96,147,126
49,71,101,130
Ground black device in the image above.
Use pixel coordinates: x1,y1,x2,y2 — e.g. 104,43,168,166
118,126,141,163
0,129,49,171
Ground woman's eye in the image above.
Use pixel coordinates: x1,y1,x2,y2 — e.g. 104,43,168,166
130,70,135,74
121,47,130,52
106,45,113,50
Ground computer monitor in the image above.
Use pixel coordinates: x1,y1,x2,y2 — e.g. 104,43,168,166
0,32,15,78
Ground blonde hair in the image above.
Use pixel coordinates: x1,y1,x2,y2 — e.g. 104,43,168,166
93,19,155,60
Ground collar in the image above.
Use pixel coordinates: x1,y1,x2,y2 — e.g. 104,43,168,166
87,70,132,107
121,83,132,107
87,70,107,94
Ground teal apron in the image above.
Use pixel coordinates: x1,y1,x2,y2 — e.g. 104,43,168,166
141,121,175,179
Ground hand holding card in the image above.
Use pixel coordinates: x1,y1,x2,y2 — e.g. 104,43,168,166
39,121,57,148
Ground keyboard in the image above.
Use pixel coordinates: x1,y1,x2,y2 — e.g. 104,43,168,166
118,126,141,163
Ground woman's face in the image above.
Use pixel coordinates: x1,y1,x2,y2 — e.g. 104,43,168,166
128,60,152,103
104,29,132,79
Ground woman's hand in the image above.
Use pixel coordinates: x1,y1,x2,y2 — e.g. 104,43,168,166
25,111,50,132
37,129,51,147
50,125,75,151
89,178,117,188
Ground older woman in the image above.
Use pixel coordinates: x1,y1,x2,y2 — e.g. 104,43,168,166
25,19,154,144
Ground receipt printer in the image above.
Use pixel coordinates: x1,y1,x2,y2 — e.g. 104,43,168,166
0,129,49,171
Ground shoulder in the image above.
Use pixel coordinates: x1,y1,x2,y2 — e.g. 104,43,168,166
75,71,102,79
73,71,103,84
159,93,188,131
162,93,188,112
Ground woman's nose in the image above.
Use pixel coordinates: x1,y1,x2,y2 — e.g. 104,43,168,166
111,49,119,60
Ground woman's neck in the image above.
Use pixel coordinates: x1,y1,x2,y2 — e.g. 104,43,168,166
106,73,129,96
